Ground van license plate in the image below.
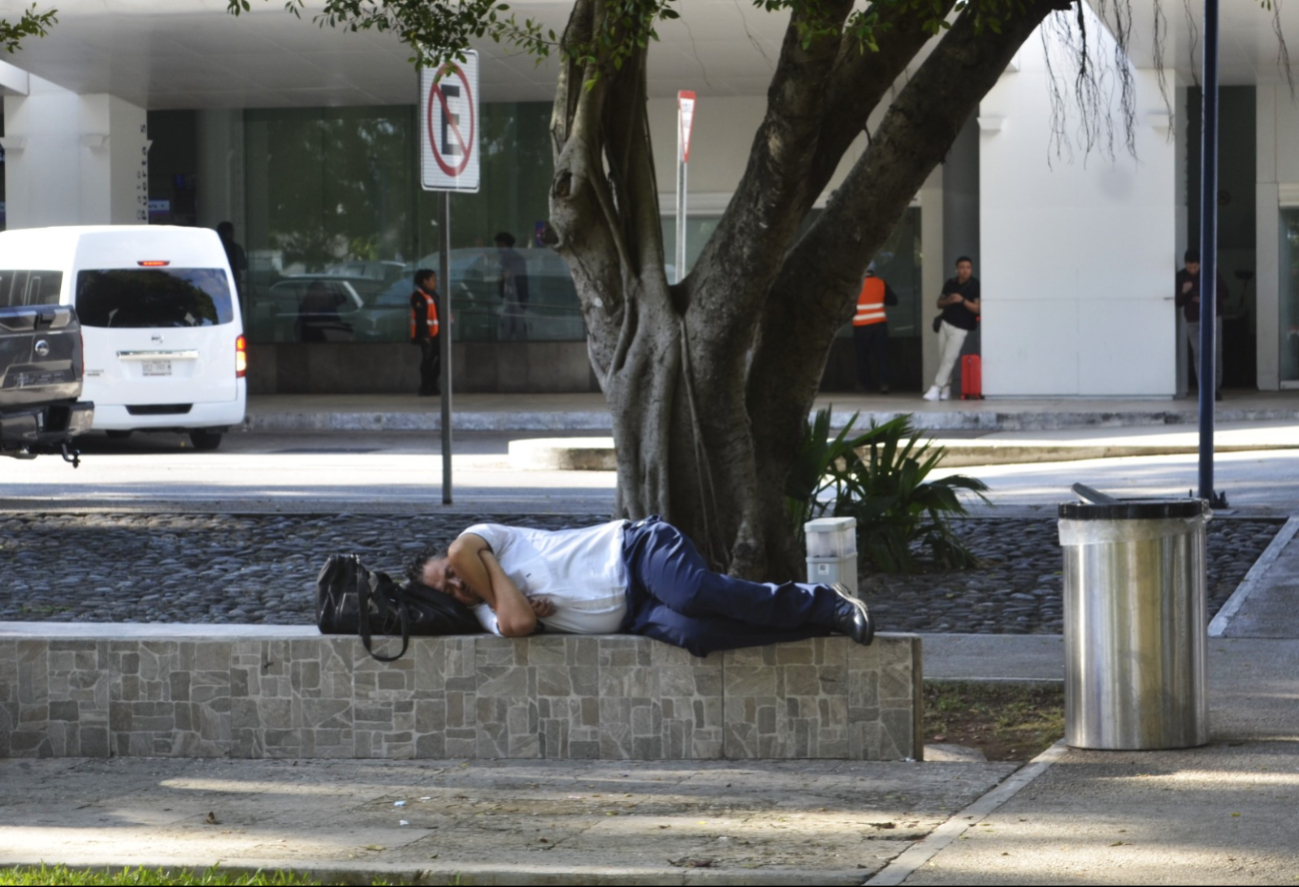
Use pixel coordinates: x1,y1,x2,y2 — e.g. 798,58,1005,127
142,361,172,377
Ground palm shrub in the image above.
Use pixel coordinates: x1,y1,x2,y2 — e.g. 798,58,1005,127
786,408,989,571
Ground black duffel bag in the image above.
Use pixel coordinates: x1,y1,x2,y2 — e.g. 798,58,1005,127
316,554,482,662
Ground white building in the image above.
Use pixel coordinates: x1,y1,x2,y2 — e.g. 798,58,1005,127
0,0,1292,396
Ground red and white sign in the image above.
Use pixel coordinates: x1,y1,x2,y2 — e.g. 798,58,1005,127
420,52,480,193
678,90,696,163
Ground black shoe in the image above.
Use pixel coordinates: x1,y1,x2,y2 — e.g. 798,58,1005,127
830,582,874,646
1215,390,1223,402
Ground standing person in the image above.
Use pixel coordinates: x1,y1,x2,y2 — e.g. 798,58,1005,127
1175,249,1228,401
215,222,248,307
408,515,873,658
923,256,981,402
409,268,441,397
852,263,898,394
494,231,530,341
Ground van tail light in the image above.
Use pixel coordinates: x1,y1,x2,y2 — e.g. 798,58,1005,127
235,335,247,378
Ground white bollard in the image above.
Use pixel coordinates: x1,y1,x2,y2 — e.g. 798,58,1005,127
805,516,858,596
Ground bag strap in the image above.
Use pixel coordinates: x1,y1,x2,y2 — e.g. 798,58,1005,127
356,557,411,662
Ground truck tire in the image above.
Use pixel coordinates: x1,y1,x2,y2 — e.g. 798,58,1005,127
189,430,223,451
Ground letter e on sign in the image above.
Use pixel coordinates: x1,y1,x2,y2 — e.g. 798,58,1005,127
420,52,480,193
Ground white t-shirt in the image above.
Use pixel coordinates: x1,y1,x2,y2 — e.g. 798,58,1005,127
459,521,629,636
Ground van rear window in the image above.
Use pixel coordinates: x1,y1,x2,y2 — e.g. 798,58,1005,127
75,269,234,328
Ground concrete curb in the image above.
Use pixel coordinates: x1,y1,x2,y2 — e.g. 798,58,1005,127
501,436,1298,472
1208,515,1299,637
240,405,1299,437
865,740,1071,886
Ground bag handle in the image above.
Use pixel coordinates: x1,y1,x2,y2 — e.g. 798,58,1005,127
356,557,410,662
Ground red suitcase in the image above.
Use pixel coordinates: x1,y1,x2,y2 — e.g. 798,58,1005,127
960,354,983,400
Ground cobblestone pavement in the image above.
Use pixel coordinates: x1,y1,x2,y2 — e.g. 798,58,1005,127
0,513,1282,633
860,517,1283,634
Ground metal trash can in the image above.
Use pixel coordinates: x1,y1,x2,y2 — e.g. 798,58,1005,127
1058,496,1212,750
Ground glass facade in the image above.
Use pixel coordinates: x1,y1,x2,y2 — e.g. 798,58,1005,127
1280,210,1299,384
142,101,924,364
241,102,578,344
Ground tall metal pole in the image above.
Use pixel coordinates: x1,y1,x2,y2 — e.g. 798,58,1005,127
1198,0,1220,505
439,192,453,505
674,112,687,284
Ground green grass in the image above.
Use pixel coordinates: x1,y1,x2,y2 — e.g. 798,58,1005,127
0,865,398,887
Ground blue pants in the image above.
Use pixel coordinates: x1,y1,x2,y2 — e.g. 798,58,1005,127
620,517,839,657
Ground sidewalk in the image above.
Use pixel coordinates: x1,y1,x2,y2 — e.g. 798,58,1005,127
241,390,1299,435
870,520,1299,886
242,391,1299,470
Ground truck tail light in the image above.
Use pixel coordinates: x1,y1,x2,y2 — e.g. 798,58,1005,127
235,335,247,378
80,330,85,378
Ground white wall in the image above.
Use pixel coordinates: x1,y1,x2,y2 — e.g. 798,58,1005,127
979,11,1177,397
2,75,148,229
1256,82,1286,391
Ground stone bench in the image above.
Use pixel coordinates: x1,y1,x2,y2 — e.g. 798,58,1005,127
0,623,922,761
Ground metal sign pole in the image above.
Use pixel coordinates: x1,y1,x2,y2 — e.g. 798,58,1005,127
420,51,479,507
674,91,695,285
440,192,453,505
1198,0,1223,507
675,115,687,284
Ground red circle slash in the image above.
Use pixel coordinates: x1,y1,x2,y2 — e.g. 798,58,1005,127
427,63,475,178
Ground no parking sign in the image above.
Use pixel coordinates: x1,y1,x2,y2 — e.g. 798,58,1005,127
420,52,480,193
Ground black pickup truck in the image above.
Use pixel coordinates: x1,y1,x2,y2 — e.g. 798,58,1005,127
0,303,93,464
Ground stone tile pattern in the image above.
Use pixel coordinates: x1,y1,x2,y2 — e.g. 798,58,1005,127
0,633,920,761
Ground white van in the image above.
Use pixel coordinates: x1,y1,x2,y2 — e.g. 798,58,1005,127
0,226,246,450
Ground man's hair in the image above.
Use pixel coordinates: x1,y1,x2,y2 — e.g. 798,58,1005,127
1184,248,1200,263
404,542,449,586
413,268,436,288
494,231,516,248
216,221,235,239
955,255,973,266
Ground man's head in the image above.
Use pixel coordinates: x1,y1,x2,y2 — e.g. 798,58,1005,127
494,231,516,249
414,268,437,292
216,221,235,241
406,544,480,608
955,256,974,283
1184,248,1200,275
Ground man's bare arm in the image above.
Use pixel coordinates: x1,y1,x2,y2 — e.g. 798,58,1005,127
446,534,537,636
478,550,538,636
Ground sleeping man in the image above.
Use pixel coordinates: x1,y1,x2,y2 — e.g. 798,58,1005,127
406,515,872,658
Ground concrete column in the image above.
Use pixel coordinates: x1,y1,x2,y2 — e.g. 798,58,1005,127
1256,82,1281,390
1175,82,1190,398
2,74,148,229
977,8,1176,398
195,109,245,234
919,164,944,391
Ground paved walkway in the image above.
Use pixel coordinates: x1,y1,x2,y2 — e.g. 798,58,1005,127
5,521,1299,883
242,389,1299,435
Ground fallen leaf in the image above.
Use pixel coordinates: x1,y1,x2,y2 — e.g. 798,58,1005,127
205,812,219,826
365,845,386,852
868,822,897,830
668,857,714,868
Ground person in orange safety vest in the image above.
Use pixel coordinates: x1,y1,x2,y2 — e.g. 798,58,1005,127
410,268,441,397
852,264,898,394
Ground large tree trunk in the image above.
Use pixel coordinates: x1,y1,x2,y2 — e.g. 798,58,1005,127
548,0,1072,578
